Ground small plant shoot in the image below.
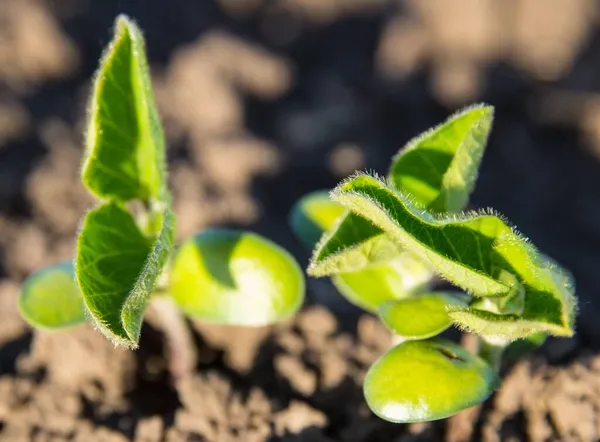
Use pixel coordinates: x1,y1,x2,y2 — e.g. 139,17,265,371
290,105,577,423
18,16,305,355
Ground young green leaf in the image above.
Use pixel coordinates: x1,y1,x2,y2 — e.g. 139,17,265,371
332,254,433,313
170,229,305,326
309,212,402,276
388,104,493,212
329,173,575,338
18,262,87,330
292,192,408,276
364,339,499,423
290,190,347,247
76,202,174,348
292,191,432,311
82,15,167,202
378,292,467,340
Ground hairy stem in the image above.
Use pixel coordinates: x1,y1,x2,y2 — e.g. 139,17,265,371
147,294,198,384
477,336,506,373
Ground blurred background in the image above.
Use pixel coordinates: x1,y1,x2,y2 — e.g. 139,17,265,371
1,1,600,441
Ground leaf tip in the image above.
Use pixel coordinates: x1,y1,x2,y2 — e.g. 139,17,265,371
114,14,136,35
460,102,495,120
87,315,140,350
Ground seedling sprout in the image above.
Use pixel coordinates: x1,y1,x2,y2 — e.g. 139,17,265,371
291,105,577,422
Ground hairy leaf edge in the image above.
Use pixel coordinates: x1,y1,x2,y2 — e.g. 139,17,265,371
81,15,167,202
74,205,174,349
328,173,575,333
387,103,493,198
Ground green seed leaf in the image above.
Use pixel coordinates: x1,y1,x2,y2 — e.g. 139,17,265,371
82,15,166,202
170,229,305,326
379,292,467,340
389,104,493,212
332,254,433,313
76,202,174,348
18,262,87,330
364,339,499,423
330,173,576,338
290,190,347,247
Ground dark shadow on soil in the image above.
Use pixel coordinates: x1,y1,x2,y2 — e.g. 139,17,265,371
0,332,32,375
128,323,181,417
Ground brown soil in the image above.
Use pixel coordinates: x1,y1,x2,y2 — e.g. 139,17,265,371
1,0,600,441
2,303,600,441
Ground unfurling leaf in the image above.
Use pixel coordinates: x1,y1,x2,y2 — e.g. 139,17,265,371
364,339,499,423
293,193,403,274
82,15,167,202
330,173,575,338
76,202,174,348
379,292,467,340
18,262,87,330
389,104,493,212
292,191,433,311
170,229,305,326
309,212,401,276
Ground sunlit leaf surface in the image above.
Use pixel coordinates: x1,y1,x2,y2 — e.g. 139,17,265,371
171,229,305,326
364,339,499,423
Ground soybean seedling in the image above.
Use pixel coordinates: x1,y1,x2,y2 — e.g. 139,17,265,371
18,16,305,381
291,105,576,423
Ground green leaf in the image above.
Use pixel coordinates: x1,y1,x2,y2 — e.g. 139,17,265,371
379,292,467,340
18,262,87,330
82,15,166,202
76,202,174,348
332,254,433,313
292,192,403,275
328,173,576,338
170,229,305,326
293,192,433,312
309,212,402,276
364,339,499,423
290,190,347,247
447,305,558,341
388,104,493,212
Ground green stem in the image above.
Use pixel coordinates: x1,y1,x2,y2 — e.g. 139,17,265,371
148,294,197,384
477,336,506,373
